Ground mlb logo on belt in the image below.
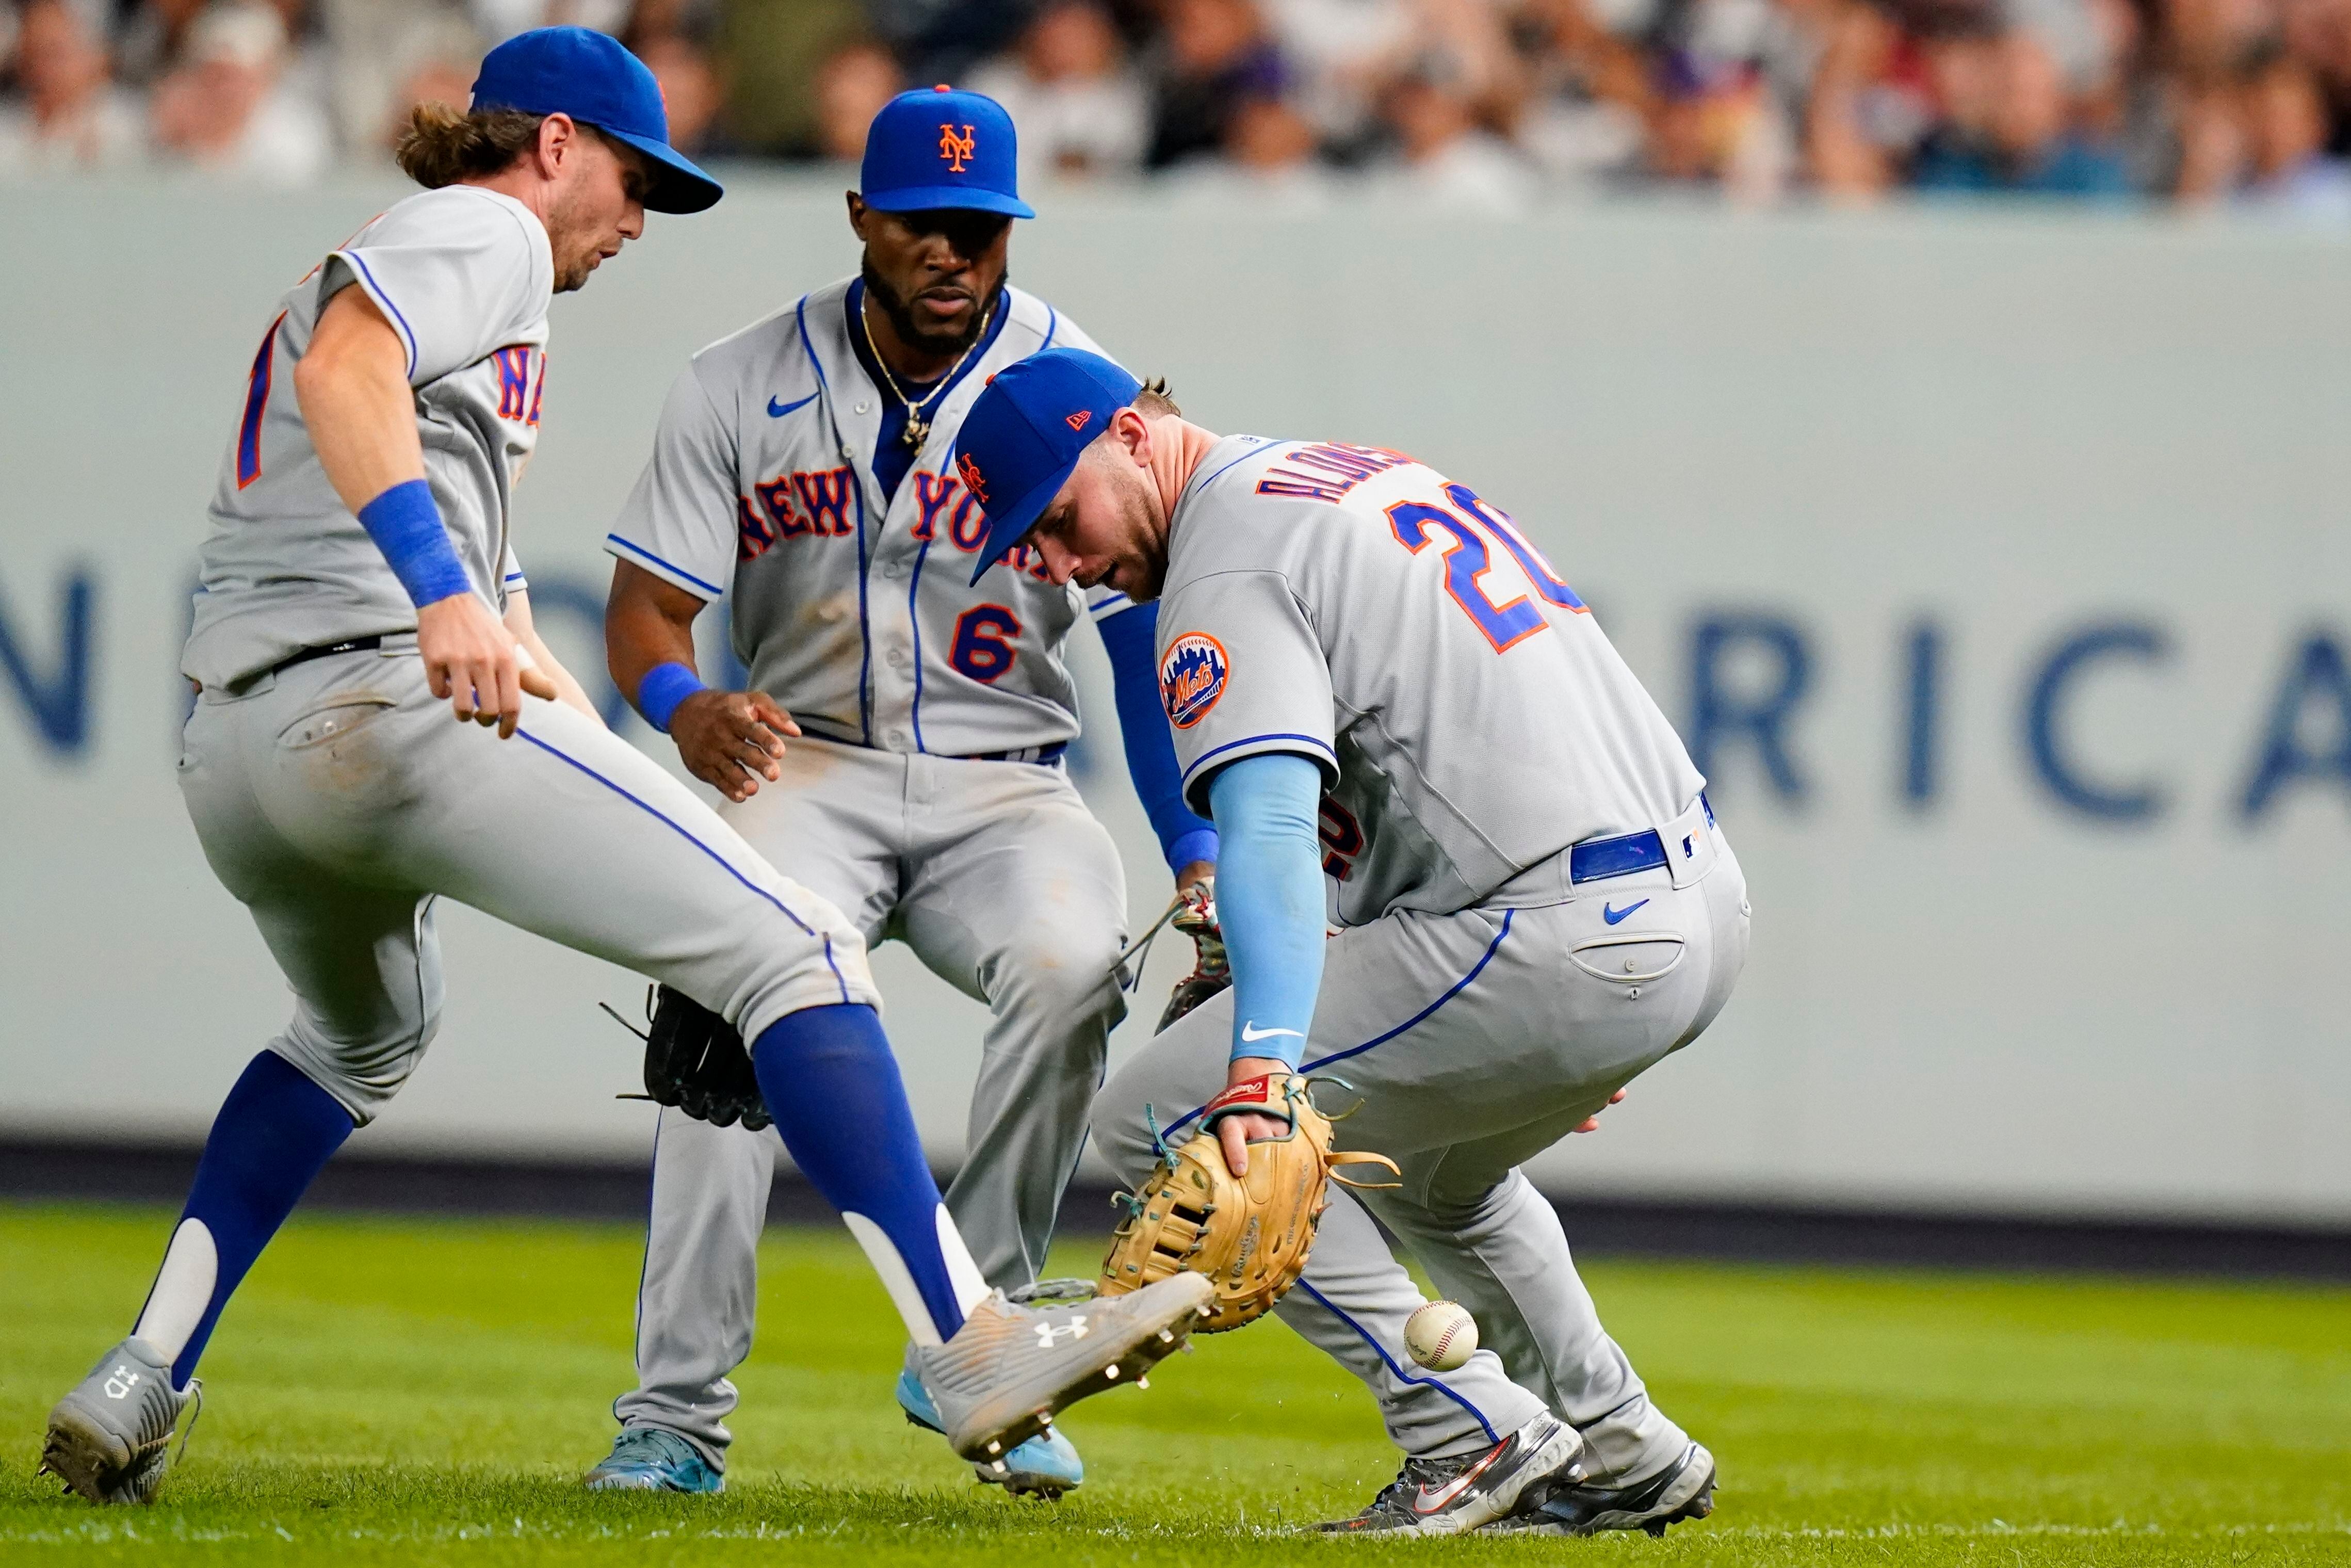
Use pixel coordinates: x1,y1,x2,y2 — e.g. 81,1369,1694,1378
1160,633,1229,729
939,123,976,172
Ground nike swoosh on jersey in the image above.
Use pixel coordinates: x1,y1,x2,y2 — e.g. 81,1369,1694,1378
1602,899,1649,925
767,393,816,418
1238,1023,1304,1043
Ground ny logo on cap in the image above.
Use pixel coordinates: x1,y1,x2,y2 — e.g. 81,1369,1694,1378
957,451,989,503
939,123,976,172
1065,410,1091,432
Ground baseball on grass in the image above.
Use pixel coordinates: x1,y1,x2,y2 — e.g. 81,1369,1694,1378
1404,1300,1478,1371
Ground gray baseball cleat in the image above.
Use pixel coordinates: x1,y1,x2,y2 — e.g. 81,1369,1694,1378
1310,1413,1586,1537
1484,1440,1717,1537
39,1337,202,1506
906,1272,1213,1466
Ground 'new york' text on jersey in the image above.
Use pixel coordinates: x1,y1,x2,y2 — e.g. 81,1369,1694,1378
606,281,1106,756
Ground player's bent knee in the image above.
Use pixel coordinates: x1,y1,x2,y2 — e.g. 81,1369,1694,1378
264,1031,411,1128
988,942,1128,1033
1087,1078,1166,1182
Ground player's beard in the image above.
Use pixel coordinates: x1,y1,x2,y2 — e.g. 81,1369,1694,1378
861,257,1006,358
545,180,610,294
1104,464,1171,602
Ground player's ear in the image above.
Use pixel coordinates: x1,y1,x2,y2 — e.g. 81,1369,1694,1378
1113,406,1152,466
534,112,577,180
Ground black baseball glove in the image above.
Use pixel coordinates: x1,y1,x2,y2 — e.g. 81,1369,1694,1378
606,984,771,1131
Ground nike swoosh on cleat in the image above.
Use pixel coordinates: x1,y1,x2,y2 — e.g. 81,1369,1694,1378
1602,899,1648,925
1238,1022,1304,1043
1414,1446,1505,1513
767,393,816,418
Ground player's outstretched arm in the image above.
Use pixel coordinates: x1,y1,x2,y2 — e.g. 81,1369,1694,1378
296,287,550,736
605,560,798,802
1204,752,1329,1173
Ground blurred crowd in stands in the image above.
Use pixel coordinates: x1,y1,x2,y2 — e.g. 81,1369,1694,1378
4,0,2349,213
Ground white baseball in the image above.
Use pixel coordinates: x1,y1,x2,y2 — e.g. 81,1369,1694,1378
1405,1300,1478,1371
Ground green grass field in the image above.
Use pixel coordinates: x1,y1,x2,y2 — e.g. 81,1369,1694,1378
3,1203,2346,1566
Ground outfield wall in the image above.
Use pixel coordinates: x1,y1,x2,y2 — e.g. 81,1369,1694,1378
3,179,2347,1226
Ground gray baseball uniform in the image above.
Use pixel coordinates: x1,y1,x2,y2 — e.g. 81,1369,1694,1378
1091,436,1751,1482
177,185,875,1127
602,282,1177,1463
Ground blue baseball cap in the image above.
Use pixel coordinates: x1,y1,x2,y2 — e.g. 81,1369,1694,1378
862,86,1034,219
472,27,723,215
956,349,1142,585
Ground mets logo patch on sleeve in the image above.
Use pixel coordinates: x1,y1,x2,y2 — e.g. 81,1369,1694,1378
1160,633,1229,729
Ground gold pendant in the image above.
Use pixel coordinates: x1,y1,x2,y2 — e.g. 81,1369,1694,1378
902,415,929,450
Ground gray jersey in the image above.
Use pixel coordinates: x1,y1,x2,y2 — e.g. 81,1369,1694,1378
606,279,1107,756
1157,435,1706,926
183,185,550,689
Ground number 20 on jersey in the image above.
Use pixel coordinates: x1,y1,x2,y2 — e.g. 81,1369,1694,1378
1385,482,1587,653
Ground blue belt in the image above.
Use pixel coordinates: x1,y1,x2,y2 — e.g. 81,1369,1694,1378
1567,794,1714,885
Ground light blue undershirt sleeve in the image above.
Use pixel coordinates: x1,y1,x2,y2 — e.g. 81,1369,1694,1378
1099,600,1219,874
1205,751,1326,1070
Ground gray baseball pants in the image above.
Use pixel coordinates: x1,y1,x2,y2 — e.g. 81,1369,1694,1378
613,736,1130,1461
1092,803,1748,1485
175,646,877,1127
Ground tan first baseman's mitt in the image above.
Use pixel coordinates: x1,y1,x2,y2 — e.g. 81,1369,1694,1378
1097,1073,1399,1332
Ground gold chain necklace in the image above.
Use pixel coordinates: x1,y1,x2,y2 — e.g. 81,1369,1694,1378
860,288,995,452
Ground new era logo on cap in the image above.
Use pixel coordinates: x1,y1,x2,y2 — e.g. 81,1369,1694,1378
1065,411,1091,431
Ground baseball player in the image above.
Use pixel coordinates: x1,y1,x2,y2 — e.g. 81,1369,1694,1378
35,38,1208,1509
581,87,1218,1499
950,350,1752,1538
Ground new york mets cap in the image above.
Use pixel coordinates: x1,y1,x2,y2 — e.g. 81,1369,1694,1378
471,27,723,215
956,349,1143,585
862,86,1034,219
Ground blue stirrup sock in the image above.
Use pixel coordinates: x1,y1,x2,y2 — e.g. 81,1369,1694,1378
749,1005,987,1344
132,1052,355,1389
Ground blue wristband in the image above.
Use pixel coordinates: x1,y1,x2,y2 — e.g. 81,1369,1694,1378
354,479,471,609
1168,828,1220,875
636,661,707,734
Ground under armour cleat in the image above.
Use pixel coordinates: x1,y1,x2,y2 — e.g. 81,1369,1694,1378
906,1271,1212,1465
582,1427,725,1493
1311,1413,1585,1538
39,1337,201,1506
1485,1440,1716,1537
896,1368,1085,1498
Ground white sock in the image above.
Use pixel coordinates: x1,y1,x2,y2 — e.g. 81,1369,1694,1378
132,1218,218,1371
